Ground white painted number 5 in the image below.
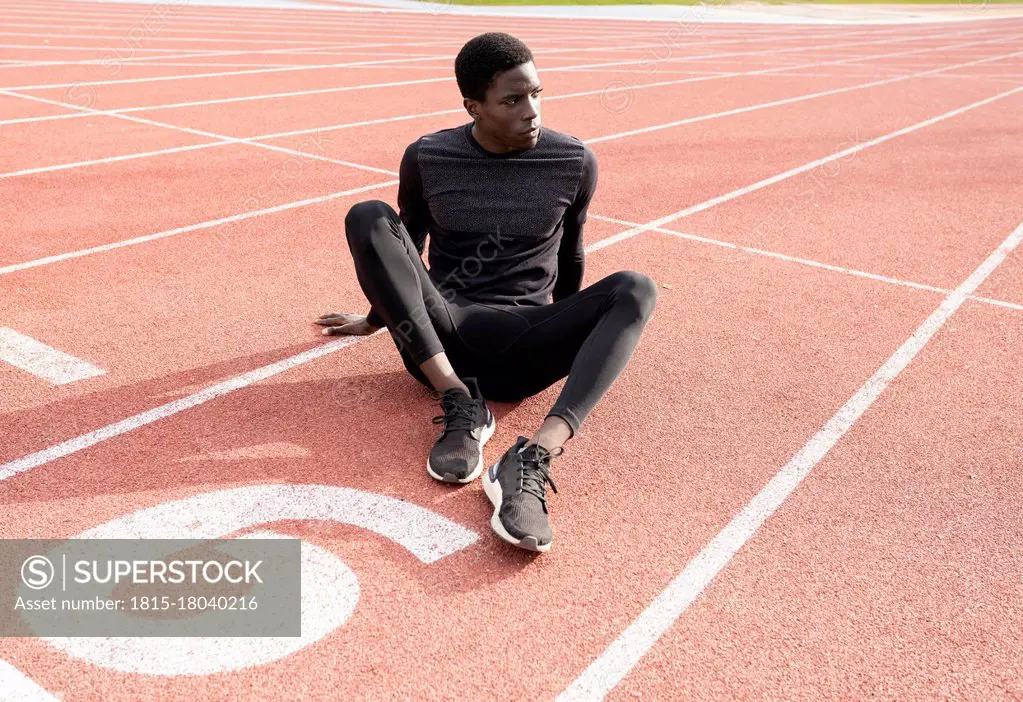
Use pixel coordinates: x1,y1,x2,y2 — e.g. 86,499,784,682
43,485,478,676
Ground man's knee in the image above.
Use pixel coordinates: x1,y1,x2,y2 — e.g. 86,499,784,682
612,271,658,320
344,200,395,252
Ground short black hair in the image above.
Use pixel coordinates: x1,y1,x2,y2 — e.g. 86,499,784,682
455,32,534,103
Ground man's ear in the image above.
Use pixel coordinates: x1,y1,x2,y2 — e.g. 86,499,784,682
464,98,480,121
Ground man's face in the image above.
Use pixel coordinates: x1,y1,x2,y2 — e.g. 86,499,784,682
471,62,543,152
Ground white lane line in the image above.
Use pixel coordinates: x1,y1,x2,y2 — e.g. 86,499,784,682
0,659,58,702
0,141,230,179
559,215,1023,701
105,61,311,68
586,84,1023,251
589,214,1023,312
0,328,106,385
0,88,403,179
0,334,369,481
0,179,398,276
0,42,226,53
585,46,1023,144
752,71,1023,83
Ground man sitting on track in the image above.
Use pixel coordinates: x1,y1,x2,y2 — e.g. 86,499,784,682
315,32,657,553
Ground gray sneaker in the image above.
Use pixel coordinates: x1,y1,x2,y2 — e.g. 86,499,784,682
482,436,562,552
427,377,495,484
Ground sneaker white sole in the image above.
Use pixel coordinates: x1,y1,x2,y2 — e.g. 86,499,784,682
426,411,496,484
482,464,552,553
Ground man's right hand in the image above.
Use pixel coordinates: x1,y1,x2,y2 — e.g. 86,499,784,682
315,312,381,336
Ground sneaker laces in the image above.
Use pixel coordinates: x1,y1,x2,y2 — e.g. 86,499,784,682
431,390,478,433
518,444,562,509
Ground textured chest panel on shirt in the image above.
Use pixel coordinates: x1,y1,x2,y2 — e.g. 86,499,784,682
418,131,584,242
423,158,579,241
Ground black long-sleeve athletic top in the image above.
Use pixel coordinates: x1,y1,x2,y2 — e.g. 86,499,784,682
366,122,597,328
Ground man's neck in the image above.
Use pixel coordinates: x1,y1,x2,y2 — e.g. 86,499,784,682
471,123,522,155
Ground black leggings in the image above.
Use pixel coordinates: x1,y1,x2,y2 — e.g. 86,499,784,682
344,200,657,436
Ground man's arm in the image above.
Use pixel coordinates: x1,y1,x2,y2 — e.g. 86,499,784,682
365,141,430,328
397,140,430,255
553,146,598,303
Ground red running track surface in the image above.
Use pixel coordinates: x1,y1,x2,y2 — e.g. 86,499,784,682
1,0,1021,699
